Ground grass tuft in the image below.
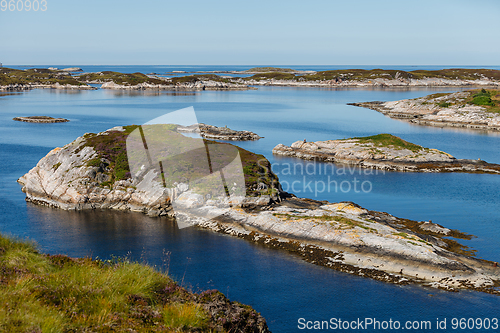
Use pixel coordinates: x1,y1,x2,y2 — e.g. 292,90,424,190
162,303,207,329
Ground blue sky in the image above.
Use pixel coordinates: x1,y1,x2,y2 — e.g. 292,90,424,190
0,0,499,65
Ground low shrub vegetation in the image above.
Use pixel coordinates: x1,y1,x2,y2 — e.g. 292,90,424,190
352,134,423,153
0,68,85,86
0,233,266,332
471,89,496,107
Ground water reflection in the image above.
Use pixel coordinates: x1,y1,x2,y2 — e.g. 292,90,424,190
45,89,90,95
103,90,199,97
0,91,26,98
25,203,179,257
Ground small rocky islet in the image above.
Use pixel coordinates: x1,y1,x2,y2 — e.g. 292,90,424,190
17,125,500,294
273,133,500,174
177,123,262,141
13,116,69,123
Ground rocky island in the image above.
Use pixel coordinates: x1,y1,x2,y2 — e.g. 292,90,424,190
177,123,262,140
349,89,500,131
17,125,500,294
0,67,95,91
78,72,250,91
13,116,69,123
273,134,500,173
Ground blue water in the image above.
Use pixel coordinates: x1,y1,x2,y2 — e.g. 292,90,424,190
7,64,500,74
1,73,500,332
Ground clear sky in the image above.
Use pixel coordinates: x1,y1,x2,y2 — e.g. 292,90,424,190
1,0,499,65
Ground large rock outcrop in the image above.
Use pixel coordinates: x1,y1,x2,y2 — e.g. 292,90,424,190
18,125,281,216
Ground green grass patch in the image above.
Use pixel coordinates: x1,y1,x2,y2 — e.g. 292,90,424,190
471,89,495,107
162,303,207,329
462,89,500,114
416,89,500,114
351,134,423,153
86,158,101,167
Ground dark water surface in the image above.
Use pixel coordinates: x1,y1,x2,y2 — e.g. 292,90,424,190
1,82,499,332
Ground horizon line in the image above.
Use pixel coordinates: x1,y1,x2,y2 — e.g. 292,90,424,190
3,64,500,68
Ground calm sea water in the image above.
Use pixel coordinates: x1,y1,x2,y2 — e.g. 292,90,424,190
8,64,500,74
1,68,500,332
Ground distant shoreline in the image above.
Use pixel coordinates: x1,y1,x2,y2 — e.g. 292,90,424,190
2,67,500,91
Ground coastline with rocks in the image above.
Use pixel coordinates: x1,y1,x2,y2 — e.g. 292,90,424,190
3,68,500,91
238,77,500,88
99,80,251,91
0,83,97,91
17,126,500,294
